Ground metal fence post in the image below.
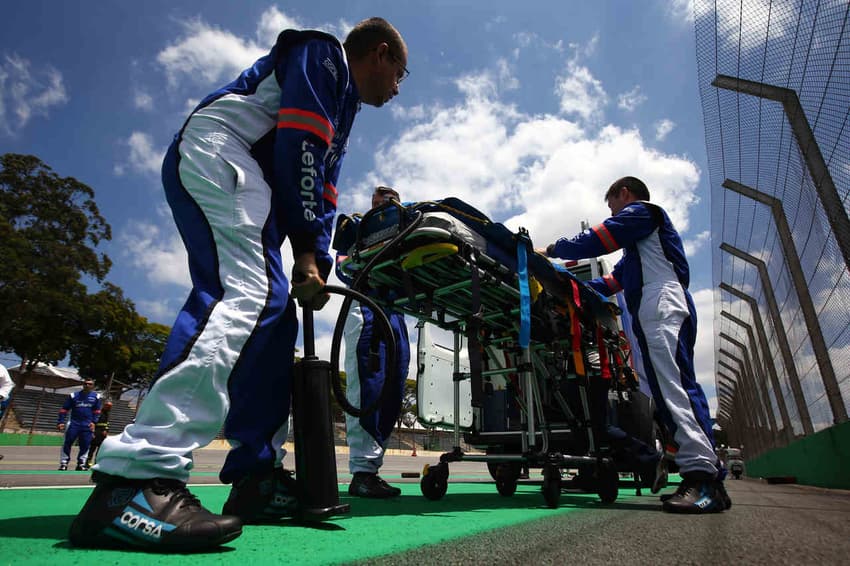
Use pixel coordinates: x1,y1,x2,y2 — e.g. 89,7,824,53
722,179,847,424
721,310,794,445
719,249,815,435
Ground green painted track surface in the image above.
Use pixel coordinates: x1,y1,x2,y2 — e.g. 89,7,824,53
0,480,624,565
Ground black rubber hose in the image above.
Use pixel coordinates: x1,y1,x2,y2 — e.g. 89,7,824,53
323,285,394,418
328,208,424,418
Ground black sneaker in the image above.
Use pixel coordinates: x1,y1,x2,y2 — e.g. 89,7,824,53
68,471,242,551
662,471,725,514
58,464,68,471
222,468,298,524
76,464,89,471
348,472,401,498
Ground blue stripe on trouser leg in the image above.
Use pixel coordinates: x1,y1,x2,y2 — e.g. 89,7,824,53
634,282,716,475
344,305,410,474
94,126,286,482
221,296,297,483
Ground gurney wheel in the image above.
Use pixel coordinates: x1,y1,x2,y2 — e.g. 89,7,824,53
597,464,619,504
494,463,519,497
541,464,561,509
421,463,449,501
492,462,521,496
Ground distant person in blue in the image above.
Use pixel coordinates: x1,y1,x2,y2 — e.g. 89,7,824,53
68,17,409,552
0,363,13,461
538,176,730,514
57,378,102,471
337,186,411,498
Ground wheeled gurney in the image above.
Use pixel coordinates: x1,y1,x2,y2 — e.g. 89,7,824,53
333,198,656,508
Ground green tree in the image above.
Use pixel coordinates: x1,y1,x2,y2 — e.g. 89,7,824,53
68,283,169,397
127,319,170,392
0,154,111,378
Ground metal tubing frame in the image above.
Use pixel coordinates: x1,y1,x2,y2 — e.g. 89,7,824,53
719,348,771,454
717,375,747,452
721,310,794,444
718,358,766,455
722,180,846,424
719,252,815,435
712,75,850,271
719,332,778,449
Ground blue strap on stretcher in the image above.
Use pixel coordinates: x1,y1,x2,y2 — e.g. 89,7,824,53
517,236,531,349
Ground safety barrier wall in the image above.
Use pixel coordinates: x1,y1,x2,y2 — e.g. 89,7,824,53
746,420,850,489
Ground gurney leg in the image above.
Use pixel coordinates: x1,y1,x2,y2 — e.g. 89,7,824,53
453,330,462,450
522,348,536,452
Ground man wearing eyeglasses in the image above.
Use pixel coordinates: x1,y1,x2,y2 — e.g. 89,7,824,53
337,186,411,498
69,17,409,551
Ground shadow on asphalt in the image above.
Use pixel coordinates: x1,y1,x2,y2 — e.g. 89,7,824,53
327,484,666,518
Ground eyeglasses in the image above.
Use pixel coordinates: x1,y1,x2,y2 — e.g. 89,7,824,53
387,51,410,84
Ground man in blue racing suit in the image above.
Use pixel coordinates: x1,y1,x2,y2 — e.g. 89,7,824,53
538,176,730,514
57,379,102,471
337,186,411,498
69,17,409,551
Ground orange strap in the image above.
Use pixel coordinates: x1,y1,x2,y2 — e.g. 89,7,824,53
567,302,585,376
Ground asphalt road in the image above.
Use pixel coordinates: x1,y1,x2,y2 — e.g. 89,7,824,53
2,446,849,565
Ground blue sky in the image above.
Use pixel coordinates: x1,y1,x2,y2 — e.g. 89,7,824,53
0,1,722,412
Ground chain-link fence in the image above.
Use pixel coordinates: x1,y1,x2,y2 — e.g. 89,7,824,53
696,0,849,456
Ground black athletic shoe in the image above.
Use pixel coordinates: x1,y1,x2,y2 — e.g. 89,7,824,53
76,464,89,471
58,464,68,471
222,468,298,524
68,471,242,551
662,471,725,514
661,477,731,508
348,472,401,498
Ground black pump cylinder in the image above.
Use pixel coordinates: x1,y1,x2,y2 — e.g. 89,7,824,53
292,307,350,521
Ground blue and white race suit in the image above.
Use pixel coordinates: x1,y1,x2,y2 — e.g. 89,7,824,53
96,30,360,484
59,389,102,467
336,245,410,474
549,201,716,475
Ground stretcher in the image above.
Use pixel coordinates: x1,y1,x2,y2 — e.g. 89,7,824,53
333,198,655,507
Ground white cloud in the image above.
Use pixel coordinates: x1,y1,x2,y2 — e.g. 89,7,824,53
666,0,694,24
697,0,797,55
352,61,700,250
617,85,647,112
555,60,608,123
120,219,191,289
157,8,353,91
654,118,676,141
254,6,304,46
115,131,165,176
157,20,266,88
134,91,154,111
692,287,718,414
684,229,711,256
0,53,68,135
391,104,427,121
135,299,176,324
496,58,519,91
